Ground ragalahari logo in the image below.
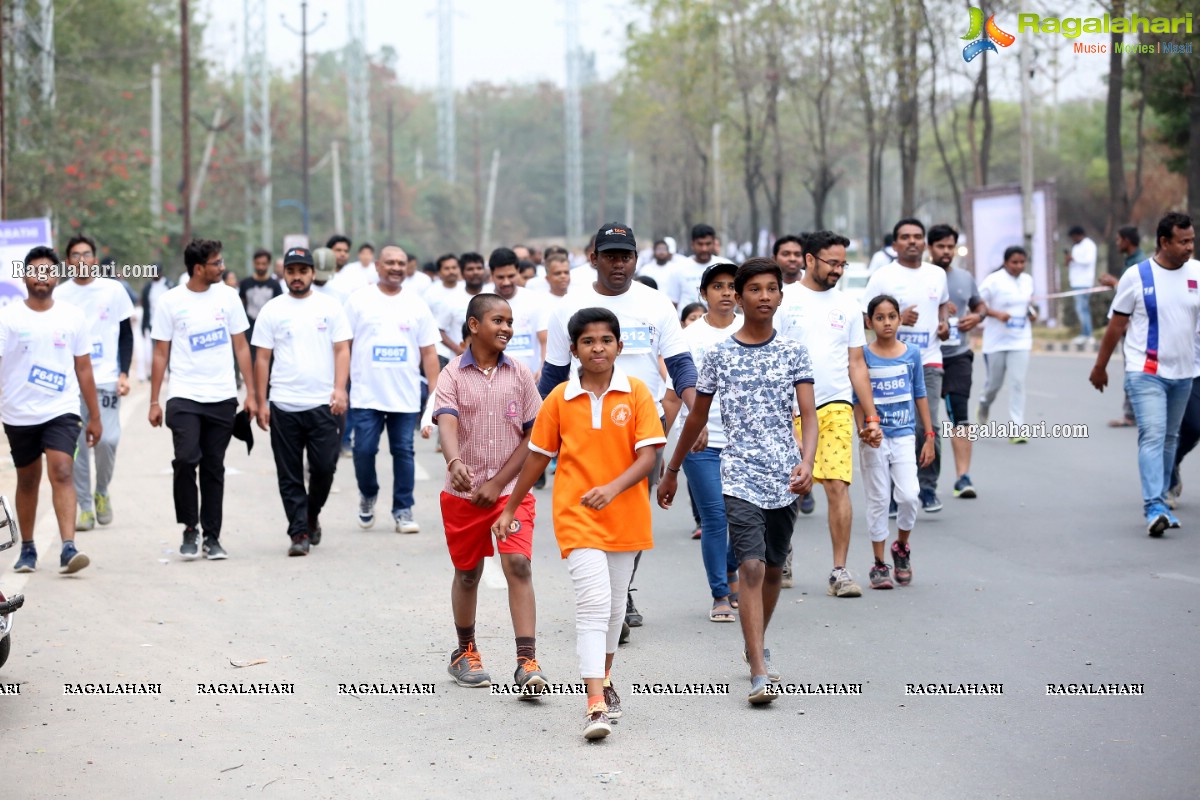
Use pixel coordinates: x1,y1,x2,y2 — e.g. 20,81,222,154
962,7,1015,62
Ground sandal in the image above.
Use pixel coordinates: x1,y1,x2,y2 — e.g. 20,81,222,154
709,598,736,623
691,526,702,540
728,591,739,609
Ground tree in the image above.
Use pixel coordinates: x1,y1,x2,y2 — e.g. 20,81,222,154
850,0,895,253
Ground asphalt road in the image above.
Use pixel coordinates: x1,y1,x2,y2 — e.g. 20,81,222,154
1,351,1197,799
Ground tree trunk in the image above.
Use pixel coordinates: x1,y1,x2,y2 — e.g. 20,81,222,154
1105,1,1129,276
894,0,920,216
980,48,992,186
1190,76,1200,222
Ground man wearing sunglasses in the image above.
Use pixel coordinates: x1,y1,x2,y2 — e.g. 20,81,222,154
778,231,881,598
149,239,255,561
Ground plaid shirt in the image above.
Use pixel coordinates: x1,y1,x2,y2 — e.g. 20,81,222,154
432,348,542,499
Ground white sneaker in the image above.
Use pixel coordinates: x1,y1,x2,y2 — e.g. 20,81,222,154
394,508,419,534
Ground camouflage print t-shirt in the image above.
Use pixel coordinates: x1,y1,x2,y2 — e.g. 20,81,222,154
696,331,814,509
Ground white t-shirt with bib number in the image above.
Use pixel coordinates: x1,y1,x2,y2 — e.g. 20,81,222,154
778,283,867,407
544,280,689,414
251,292,352,411
0,300,91,426
344,286,439,413
1109,258,1200,379
503,288,547,376
55,278,134,385
978,270,1034,354
151,283,250,403
861,261,949,367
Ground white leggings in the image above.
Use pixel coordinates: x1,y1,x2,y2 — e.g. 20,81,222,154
566,548,637,679
860,434,919,542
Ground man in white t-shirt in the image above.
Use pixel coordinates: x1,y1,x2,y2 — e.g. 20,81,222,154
437,255,491,366
1067,225,1098,344
664,223,732,308
150,238,256,561
1091,213,1200,536
778,231,881,598
636,240,678,290
345,245,442,534
568,235,599,291
867,234,896,275
861,218,951,512
327,236,378,298
488,248,546,379
2,246,99,574
540,221,698,636
55,235,134,532
252,247,352,556
424,254,467,364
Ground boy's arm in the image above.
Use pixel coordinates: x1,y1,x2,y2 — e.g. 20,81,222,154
581,445,658,510
491,451,553,541
791,382,818,494
437,414,474,494
472,429,534,508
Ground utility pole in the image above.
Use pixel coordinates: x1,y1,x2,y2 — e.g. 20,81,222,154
437,0,456,183
473,108,482,249
243,0,271,262
387,101,396,241
346,0,372,240
625,149,634,228
563,0,583,243
482,149,501,251
1019,36,1035,258
331,141,344,234
181,0,192,243
282,1,326,238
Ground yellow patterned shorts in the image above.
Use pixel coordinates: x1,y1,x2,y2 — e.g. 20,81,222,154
793,402,854,485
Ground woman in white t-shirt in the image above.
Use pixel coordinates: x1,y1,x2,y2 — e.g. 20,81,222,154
977,247,1036,441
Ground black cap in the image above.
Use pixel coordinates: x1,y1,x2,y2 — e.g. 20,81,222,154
595,222,637,252
700,260,738,292
284,247,314,267
232,409,254,455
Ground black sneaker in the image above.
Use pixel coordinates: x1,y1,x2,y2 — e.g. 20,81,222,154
308,518,322,546
203,537,228,560
288,534,310,557
799,492,815,514
625,591,642,627
179,527,200,560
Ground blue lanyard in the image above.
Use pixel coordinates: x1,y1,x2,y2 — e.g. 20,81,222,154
1137,259,1158,374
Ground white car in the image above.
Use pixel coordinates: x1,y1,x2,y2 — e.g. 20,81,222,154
837,262,870,307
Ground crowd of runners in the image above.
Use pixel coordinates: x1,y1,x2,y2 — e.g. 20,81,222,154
1,210,1195,738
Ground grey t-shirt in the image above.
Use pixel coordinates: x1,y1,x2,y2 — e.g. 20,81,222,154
696,332,814,509
942,266,982,359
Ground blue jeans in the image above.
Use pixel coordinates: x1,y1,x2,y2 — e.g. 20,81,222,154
1125,372,1192,514
682,447,739,599
352,408,418,514
1074,293,1092,338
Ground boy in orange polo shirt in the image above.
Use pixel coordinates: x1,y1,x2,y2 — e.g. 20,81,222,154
434,294,546,696
493,307,665,740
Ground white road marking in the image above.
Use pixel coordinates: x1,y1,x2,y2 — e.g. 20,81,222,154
5,390,143,594
1151,572,1200,585
482,557,507,589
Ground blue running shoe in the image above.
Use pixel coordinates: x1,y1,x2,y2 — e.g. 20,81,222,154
800,492,815,515
59,541,90,574
953,474,976,499
1166,511,1181,530
13,543,36,573
920,489,943,513
1147,507,1170,537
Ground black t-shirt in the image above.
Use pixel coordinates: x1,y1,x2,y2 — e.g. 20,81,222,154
239,276,282,323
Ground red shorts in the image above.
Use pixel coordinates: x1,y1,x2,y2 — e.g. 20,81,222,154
440,492,536,571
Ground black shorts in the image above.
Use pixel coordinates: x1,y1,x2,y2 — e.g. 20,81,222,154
724,494,799,568
942,351,974,426
4,413,83,468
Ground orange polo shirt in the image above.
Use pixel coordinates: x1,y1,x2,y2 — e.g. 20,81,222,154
531,367,666,558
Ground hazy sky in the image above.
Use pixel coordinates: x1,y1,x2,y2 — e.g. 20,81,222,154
202,0,633,89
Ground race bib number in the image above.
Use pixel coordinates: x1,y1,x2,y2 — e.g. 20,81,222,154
896,329,930,348
372,345,408,366
944,323,961,346
870,375,912,402
189,327,228,352
28,365,67,393
507,333,533,354
621,326,653,354
1005,316,1028,330
91,340,105,359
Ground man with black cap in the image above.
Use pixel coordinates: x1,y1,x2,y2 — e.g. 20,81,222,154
252,247,352,556
540,222,699,637
150,238,256,561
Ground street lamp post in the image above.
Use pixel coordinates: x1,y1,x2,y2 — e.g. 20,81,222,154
282,1,326,237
